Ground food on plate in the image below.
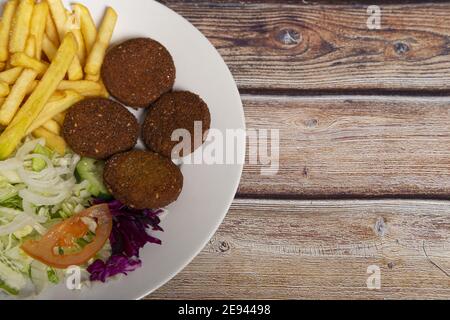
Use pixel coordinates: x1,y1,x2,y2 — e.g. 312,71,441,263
84,7,117,81
0,0,209,298
21,204,113,269
0,0,18,62
142,91,211,158
63,98,139,160
0,33,77,160
102,38,176,108
104,150,183,210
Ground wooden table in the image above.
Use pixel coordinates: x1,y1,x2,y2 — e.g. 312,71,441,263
148,0,450,299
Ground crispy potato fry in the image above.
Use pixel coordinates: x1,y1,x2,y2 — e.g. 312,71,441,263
32,127,66,155
52,110,66,126
30,1,49,60
28,90,82,133
0,33,77,159
85,73,99,82
25,79,38,94
57,80,103,95
41,119,60,135
66,9,86,66
72,3,97,54
0,37,37,126
85,7,117,76
9,0,34,54
46,0,66,40
0,68,37,126
0,67,22,84
42,33,57,61
0,0,19,61
45,7,59,46
47,0,83,80
10,52,49,75
0,80,10,97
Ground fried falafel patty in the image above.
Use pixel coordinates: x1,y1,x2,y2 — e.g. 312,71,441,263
63,98,139,160
101,38,176,108
142,91,211,158
104,150,183,209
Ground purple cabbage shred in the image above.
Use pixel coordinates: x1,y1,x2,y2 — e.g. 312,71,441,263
87,199,163,282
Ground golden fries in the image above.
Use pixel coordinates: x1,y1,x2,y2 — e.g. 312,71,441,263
30,1,49,60
10,52,49,75
0,1,118,158
0,33,77,159
45,8,59,46
0,67,22,84
42,119,60,135
42,33,57,61
72,3,97,54
57,80,105,96
85,7,117,77
0,0,19,61
0,80,10,97
47,0,83,80
52,110,66,125
27,90,82,133
0,36,37,126
32,127,66,155
9,0,34,54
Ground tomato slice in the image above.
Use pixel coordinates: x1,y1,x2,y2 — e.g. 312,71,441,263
21,204,113,269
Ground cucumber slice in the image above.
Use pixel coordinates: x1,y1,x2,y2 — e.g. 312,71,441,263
33,144,53,158
32,158,46,172
76,158,111,198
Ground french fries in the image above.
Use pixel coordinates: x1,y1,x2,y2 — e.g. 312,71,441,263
0,80,10,97
85,7,117,77
42,33,57,61
0,33,77,159
0,1,117,157
47,0,83,80
42,119,60,135
57,80,106,97
45,8,59,46
9,0,34,54
27,90,83,133
0,37,38,126
72,3,97,54
0,67,22,84
10,52,49,75
0,0,19,61
30,1,49,60
32,127,66,155
52,110,66,126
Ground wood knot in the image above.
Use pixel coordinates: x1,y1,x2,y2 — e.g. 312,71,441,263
302,167,309,177
394,41,410,55
218,241,230,252
374,217,387,237
305,119,318,128
387,262,395,269
275,28,302,47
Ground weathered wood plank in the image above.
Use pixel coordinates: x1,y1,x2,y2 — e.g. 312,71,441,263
149,198,450,300
239,95,450,198
161,1,450,92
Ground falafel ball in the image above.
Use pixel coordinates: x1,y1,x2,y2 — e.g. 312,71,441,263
101,38,176,108
63,98,139,160
103,150,183,209
142,91,211,158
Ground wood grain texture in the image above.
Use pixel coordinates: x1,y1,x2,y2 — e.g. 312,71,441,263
161,1,450,92
239,95,450,198
149,198,450,299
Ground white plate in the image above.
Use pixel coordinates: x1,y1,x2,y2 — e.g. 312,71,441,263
14,0,244,300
